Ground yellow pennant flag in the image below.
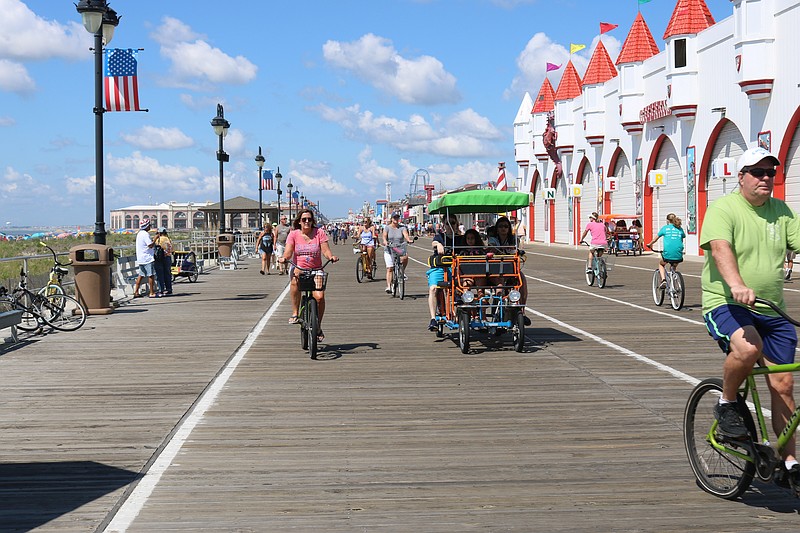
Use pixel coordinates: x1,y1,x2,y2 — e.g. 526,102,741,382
570,43,586,55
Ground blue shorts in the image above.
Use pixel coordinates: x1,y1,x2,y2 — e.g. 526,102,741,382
138,262,155,277
704,304,797,365
426,267,445,287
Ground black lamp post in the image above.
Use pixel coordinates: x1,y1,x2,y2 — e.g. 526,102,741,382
286,179,294,224
275,167,283,222
255,146,265,230
75,0,119,245
211,104,230,233
300,194,305,211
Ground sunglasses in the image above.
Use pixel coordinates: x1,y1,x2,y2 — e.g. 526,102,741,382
745,167,776,178
300,217,313,222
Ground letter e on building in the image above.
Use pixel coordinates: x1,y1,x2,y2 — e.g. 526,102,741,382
604,177,618,193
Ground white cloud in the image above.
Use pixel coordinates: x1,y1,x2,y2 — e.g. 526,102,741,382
313,103,504,158
0,166,52,198
288,160,354,196
154,17,257,87
399,159,497,190
506,32,621,100
65,175,95,195
120,126,195,150
323,33,460,105
0,0,88,62
221,129,246,156
354,146,397,191
107,152,204,189
0,116,15,127
0,59,35,93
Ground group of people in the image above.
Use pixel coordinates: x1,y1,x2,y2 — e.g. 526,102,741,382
256,215,292,276
133,218,174,298
425,215,529,331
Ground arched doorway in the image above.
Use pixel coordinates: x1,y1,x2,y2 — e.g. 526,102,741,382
650,138,683,238
609,150,634,215
705,120,747,206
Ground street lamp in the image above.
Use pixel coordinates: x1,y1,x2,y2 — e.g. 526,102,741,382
275,167,283,223
300,194,305,211
210,103,230,233
255,146,265,230
75,0,119,245
286,179,294,223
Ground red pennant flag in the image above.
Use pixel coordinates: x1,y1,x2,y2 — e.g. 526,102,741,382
600,22,618,34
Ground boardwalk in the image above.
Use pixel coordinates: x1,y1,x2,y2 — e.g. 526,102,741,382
2,241,800,532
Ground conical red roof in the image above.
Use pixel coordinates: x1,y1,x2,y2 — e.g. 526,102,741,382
532,78,555,113
554,61,582,101
616,12,660,65
582,41,618,86
663,0,715,39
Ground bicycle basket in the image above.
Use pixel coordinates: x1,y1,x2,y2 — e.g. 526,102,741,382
297,271,327,291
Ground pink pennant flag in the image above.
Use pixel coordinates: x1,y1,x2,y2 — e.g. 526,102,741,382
546,62,562,72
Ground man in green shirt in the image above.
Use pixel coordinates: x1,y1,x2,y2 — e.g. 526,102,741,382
701,147,800,489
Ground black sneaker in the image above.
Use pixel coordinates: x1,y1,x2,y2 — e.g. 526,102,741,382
428,319,437,331
523,315,531,326
714,402,748,439
774,463,800,491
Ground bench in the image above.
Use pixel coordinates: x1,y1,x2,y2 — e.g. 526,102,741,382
112,255,140,299
0,309,23,344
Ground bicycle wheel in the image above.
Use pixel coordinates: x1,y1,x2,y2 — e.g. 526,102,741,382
652,270,665,306
38,283,64,298
458,310,470,354
670,271,685,311
371,258,377,280
39,293,86,331
399,266,406,300
307,297,319,359
391,265,399,297
513,311,525,352
584,259,595,286
14,292,41,331
684,378,756,499
356,256,365,283
597,259,607,288
300,298,309,350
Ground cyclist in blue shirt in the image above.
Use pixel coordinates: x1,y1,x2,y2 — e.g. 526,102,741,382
647,213,685,288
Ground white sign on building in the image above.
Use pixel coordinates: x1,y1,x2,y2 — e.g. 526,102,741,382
711,157,737,179
543,188,556,200
604,177,618,193
648,169,668,188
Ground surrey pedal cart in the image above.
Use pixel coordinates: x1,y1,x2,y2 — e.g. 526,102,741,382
427,189,529,354
600,214,643,256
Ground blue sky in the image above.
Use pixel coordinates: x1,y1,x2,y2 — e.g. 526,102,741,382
1,0,731,226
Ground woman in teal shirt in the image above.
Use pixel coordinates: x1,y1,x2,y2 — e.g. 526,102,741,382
647,213,686,287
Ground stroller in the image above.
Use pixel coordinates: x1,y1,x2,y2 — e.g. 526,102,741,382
170,250,200,283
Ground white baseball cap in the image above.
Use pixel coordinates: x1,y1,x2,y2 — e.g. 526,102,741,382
737,147,780,173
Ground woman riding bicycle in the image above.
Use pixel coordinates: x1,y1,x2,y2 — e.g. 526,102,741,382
382,212,415,294
279,209,339,339
580,212,608,265
357,218,378,279
647,213,686,288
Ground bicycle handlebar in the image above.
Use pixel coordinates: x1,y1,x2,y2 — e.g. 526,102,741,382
39,242,72,266
754,298,800,327
283,258,335,272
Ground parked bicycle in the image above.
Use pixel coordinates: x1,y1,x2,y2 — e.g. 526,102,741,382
581,242,608,288
289,259,333,359
38,242,71,297
0,268,86,332
684,298,800,499
650,253,684,310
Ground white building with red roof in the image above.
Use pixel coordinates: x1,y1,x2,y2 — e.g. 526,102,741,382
513,0,800,256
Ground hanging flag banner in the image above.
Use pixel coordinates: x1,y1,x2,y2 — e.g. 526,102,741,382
600,22,619,34
638,0,653,4
546,62,562,72
104,48,144,112
263,170,274,191
570,43,586,55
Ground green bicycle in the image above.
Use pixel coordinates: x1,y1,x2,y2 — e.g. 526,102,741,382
290,259,333,360
582,242,608,288
684,298,800,499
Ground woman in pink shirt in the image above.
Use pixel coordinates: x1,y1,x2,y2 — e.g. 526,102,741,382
580,212,609,265
280,209,339,339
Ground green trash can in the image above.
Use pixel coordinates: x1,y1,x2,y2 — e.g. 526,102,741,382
69,244,115,315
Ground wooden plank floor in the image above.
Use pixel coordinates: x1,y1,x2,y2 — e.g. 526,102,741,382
2,241,800,532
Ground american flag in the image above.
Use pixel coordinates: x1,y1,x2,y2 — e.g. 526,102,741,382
262,170,274,191
496,162,507,191
104,49,142,112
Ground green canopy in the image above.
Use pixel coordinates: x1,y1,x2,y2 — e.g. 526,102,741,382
427,189,530,214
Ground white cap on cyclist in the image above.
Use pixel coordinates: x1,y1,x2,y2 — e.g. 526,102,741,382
737,147,780,173
588,213,598,221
